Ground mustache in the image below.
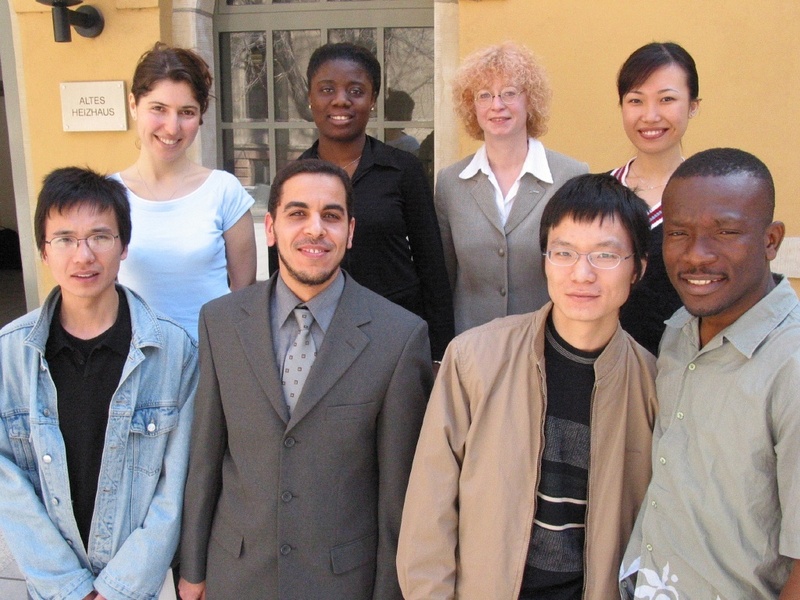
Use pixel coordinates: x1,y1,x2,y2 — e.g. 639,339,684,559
292,238,334,250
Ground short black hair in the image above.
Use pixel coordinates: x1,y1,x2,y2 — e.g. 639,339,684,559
670,147,775,216
269,159,354,218
35,167,131,255
307,42,381,99
617,41,699,104
540,173,650,283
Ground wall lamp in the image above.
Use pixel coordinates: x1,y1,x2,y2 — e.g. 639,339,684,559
36,0,104,43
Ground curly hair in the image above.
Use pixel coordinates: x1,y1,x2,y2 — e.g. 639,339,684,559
451,41,551,141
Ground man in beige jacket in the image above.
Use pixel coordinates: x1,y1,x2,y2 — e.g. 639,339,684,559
397,173,658,600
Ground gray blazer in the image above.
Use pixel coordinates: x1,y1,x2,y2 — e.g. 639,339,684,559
435,147,588,334
180,273,432,600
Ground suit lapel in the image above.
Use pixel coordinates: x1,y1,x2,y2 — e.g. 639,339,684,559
235,279,290,424
469,176,505,235
505,175,546,235
287,277,370,429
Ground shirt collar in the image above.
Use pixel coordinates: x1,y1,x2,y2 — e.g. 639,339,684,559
45,289,131,359
459,137,553,184
666,275,798,358
274,270,346,334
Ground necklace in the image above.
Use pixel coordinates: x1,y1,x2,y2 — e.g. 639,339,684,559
629,160,683,192
628,165,669,191
136,165,188,201
340,155,362,171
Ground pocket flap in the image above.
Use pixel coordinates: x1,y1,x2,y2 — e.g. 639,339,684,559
130,406,179,436
330,533,377,575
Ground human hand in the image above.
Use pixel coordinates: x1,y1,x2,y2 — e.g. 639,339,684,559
179,577,207,600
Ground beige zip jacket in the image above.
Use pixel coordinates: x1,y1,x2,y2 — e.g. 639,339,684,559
397,304,657,599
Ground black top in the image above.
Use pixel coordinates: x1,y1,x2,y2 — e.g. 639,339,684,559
271,135,454,360
519,317,599,600
619,222,682,356
45,290,131,548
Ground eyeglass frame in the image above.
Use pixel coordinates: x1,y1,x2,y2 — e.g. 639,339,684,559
474,87,524,107
44,233,120,253
543,249,635,270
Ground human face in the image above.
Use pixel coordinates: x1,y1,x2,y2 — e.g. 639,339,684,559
545,216,640,349
42,204,127,309
621,64,699,156
474,77,528,142
308,59,376,145
266,173,355,301
662,174,784,345
129,79,202,163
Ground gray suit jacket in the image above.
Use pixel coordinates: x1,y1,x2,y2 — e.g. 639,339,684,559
180,273,432,600
435,147,588,334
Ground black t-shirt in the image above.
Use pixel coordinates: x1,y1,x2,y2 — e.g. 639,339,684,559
45,290,131,548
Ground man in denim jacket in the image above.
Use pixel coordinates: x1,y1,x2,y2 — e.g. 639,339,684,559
0,167,198,600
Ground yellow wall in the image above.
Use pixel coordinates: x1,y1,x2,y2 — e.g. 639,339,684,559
11,0,167,299
457,0,800,234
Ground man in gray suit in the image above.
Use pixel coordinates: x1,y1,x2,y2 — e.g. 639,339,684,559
178,159,433,600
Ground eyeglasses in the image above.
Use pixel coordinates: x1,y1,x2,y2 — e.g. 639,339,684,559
474,88,523,107
45,233,120,254
544,249,634,270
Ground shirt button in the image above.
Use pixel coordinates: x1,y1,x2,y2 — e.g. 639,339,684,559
659,457,666,465
281,491,293,503
498,248,505,257
42,454,52,464
147,422,156,433
651,500,657,508
280,544,292,556
51,497,59,506
284,437,296,448
688,363,696,371
500,287,507,297
646,543,653,552
43,409,50,417
676,411,684,420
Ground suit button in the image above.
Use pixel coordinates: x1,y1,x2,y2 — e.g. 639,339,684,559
498,248,505,257
280,544,292,555
283,437,296,448
500,287,507,297
281,491,293,502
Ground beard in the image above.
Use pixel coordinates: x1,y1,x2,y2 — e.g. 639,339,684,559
275,242,341,288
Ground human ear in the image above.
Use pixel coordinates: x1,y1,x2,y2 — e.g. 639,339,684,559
764,221,785,261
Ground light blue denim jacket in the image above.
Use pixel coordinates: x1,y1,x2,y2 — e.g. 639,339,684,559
0,285,198,600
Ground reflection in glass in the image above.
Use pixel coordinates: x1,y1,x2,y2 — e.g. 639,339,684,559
385,27,434,122
222,129,270,213
276,129,318,173
220,32,269,122
328,29,377,54
273,30,320,122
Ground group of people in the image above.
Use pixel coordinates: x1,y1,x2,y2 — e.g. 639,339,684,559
0,35,797,600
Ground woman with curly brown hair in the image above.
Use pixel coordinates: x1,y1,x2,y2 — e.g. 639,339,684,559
435,41,587,334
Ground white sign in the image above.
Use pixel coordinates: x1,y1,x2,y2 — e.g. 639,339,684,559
60,81,127,132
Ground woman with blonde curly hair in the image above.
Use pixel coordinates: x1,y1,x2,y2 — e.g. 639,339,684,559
435,41,587,334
